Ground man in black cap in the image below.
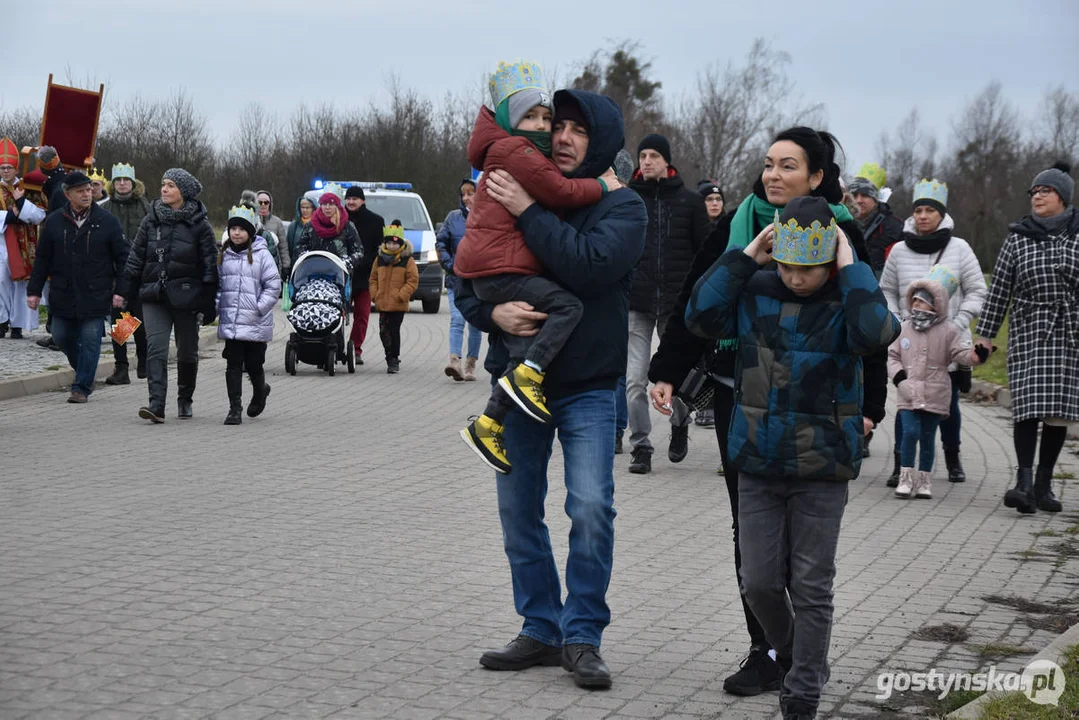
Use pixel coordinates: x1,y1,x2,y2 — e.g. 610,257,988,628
625,133,709,474
344,186,385,363
26,172,129,403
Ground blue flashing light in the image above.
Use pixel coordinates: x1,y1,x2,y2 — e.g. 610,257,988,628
312,181,414,192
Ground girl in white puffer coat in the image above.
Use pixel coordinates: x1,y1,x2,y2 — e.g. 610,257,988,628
216,206,281,426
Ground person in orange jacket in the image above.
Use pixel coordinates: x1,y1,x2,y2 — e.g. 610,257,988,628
369,222,418,374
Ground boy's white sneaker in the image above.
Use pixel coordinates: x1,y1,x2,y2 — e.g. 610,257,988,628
914,470,933,499
895,467,915,498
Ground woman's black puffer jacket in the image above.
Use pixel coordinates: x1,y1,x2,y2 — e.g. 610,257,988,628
124,199,219,310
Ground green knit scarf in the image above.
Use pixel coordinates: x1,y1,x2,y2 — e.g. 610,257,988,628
495,100,552,157
727,193,853,251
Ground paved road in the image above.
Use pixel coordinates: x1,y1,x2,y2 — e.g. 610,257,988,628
1,305,1076,719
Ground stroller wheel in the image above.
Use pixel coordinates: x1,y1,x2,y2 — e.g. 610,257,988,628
347,342,356,373
285,343,297,376
326,346,336,376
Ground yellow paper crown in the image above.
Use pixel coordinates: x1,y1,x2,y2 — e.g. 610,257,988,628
87,167,107,184
383,224,405,240
489,59,547,109
856,162,887,190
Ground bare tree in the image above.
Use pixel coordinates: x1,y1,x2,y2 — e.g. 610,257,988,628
1037,86,1079,162
670,39,823,201
876,109,938,212
0,106,42,149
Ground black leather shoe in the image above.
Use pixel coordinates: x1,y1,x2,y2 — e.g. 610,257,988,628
614,433,623,455
561,644,611,689
138,405,165,424
479,635,561,671
105,365,130,385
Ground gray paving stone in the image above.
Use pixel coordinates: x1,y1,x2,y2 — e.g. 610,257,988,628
1,307,1076,719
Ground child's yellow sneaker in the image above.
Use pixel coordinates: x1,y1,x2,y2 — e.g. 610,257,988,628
498,363,552,424
461,415,511,474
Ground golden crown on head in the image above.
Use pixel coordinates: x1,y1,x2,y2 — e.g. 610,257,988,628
489,59,547,109
87,167,107,184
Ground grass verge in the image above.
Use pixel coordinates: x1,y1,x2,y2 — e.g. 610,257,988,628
971,643,1078,718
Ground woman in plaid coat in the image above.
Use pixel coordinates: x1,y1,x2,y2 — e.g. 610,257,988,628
976,162,1078,515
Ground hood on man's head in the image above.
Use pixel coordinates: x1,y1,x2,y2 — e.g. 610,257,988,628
552,89,624,180
257,190,274,212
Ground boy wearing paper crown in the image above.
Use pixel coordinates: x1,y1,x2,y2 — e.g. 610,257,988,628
216,205,281,425
370,221,418,374
888,265,988,499
453,59,623,474
100,162,152,384
686,196,900,720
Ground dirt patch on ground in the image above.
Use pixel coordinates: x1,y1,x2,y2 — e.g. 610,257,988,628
912,623,971,643
983,594,1076,614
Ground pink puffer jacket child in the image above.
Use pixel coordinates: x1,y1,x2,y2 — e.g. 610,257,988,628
888,277,979,417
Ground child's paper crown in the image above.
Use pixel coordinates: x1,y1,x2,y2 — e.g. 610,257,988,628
383,224,405,239
914,178,948,208
87,167,107,184
489,60,547,109
110,163,135,181
227,205,257,228
321,182,345,201
923,264,959,297
772,196,839,267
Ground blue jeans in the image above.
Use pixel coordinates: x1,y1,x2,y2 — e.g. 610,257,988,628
899,409,943,471
51,315,105,395
447,286,483,359
894,375,961,450
497,389,616,647
615,375,627,436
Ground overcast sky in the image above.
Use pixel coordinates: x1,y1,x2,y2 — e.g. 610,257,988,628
6,0,1078,180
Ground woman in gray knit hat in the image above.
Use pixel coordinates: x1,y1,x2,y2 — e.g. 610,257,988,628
976,162,1078,514
123,168,219,423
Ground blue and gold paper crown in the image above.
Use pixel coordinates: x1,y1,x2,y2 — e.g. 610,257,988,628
856,162,887,190
914,178,948,208
111,162,135,181
489,59,547,109
227,205,257,229
772,210,839,266
320,182,345,200
923,264,959,297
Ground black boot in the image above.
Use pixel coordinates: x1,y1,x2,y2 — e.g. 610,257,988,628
224,369,243,425
10,327,23,339
176,361,197,419
944,445,966,483
136,358,147,379
0,320,7,338
1033,465,1063,513
628,448,652,474
105,364,131,385
247,372,271,418
1003,467,1037,514
887,451,901,488
479,635,561,671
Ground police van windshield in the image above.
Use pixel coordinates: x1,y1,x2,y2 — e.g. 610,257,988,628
363,196,432,231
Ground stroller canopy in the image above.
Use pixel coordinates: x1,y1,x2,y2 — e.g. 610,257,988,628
291,251,349,289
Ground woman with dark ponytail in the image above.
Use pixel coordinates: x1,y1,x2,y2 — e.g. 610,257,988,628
977,161,1078,515
647,126,888,714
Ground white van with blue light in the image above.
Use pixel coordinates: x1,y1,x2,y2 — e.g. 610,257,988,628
304,181,443,313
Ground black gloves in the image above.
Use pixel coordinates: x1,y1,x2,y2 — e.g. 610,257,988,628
974,345,990,362
892,370,907,387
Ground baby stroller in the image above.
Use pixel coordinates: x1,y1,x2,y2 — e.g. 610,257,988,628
284,251,355,375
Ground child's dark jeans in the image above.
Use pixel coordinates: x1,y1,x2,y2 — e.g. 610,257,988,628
473,273,583,423
899,409,943,471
